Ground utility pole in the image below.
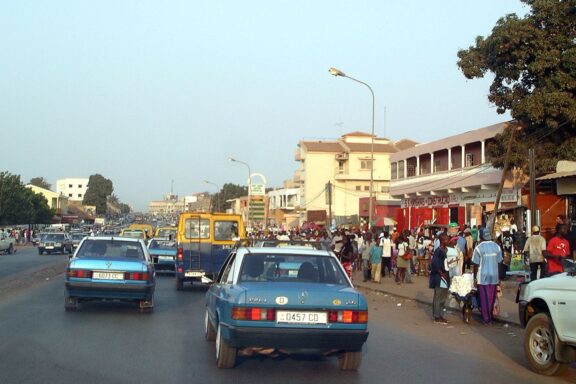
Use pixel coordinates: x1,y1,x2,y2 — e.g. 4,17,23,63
326,181,332,229
529,148,537,230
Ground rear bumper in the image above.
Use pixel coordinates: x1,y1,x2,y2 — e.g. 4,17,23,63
222,324,369,351
65,281,155,300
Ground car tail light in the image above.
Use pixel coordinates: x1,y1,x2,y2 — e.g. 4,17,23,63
328,310,368,324
177,247,183,261
125,272,150,281
67,269,93,279
232,307,276,321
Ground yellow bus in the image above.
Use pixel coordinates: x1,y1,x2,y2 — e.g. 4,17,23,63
175,212,245,289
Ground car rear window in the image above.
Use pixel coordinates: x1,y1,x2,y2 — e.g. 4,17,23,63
76,240,145,260
239,253,349,285
148,239,177,250
43,234,65,241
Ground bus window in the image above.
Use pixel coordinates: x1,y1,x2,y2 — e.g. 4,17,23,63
185,218,210,239
214,221,239,241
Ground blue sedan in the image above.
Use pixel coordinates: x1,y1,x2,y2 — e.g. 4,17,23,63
65,237,156,313
205,247,369,370
147,238,177,273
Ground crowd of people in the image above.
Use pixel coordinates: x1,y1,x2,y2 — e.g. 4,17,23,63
0,227,36,244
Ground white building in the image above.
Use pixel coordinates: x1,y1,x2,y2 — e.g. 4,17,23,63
56,178,89,202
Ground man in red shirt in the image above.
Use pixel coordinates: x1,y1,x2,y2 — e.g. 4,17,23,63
546,224,571,276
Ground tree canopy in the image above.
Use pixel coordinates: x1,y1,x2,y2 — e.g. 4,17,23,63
83,174,114,214
212,183,248,211
0,172,53,225
457,0,576,174
29,177,51,190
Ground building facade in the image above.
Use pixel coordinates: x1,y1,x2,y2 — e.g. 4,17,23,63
390,122,523,231
56,178,89,202
267,180,300,229
295,131,398,227
26,184,68,215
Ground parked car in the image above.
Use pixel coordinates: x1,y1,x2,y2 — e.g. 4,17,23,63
517,258,576,376
147,238,177,272
205,247,369,370
0,231,16,254
38,233,73,255
64,236,155,312
70,232,89,251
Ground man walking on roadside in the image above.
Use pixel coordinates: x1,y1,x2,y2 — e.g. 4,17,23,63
369,235,383,283
523,225,547,281
472,228,503,326
429,233,450,324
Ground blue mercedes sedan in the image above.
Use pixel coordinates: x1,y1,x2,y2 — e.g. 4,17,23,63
65,237,156,313
205,246,369,370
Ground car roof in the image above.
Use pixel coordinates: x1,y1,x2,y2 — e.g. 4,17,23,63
237,247,334,257
83,236,143,243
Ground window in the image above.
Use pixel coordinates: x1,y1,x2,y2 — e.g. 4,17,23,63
68,194,72,197
338,161,345,174
68,184,72,188
391,163,397,179
364,186,369,191
360,160,373,170
78,194,82,198
465,153,474,167
381,186,390,193
398,161,405,178
185,218,210,239
214,221,239,241
407,164,416,177
434,159,442,172
78,185,82,188
355,186,361,191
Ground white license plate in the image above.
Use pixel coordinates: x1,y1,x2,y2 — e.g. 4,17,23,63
92,271,124,280
158,256,173,261
45,246,54,249
276,311,327,324
185,271,204,277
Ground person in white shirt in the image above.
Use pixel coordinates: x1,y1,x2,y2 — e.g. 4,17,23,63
380,232,392,278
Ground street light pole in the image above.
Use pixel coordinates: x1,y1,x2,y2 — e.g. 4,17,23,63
329,67,376,232
228,157,252,228
203,180,221,212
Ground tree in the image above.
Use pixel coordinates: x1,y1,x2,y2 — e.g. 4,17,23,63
83,174,114,214
213,183,248,211
29,177,52,190
0,172,53,225
457,0,576,174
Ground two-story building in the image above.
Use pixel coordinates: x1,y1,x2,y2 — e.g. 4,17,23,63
267,180,300,229
390,122,523,231
56,178,89,202
295,131,398,228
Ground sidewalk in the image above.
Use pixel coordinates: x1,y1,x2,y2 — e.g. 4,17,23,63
353,270,521,325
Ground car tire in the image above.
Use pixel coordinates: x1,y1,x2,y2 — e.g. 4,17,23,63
64,297,79,311
7,244,14,255
338,351,362,371
524,313,569,376
176,278,184,291
38,250,43,255
216,324,236,368
139,299,154,314
205,310,216,341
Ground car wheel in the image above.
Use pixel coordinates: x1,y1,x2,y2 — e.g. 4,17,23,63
205,310,216,341
7,244,14,255
176,278,184,291
64,296,79,311
38,250,43,255
338,351,362,371
216,324,236,368
524,313,569,376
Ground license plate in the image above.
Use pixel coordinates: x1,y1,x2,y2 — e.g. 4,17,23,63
45,246,54,249
276,311,327,324
93,271,124,280
185,271,204,277
158,256,173,261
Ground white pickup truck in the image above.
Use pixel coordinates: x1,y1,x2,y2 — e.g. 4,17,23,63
517,258,576,376
0,231,16,254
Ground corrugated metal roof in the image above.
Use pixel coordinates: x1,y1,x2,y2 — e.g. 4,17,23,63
537,170,576,181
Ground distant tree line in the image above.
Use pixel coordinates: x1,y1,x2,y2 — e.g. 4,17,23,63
0,172,53,225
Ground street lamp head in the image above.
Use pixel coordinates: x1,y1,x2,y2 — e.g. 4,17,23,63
228,157,235,162
329,67,346,77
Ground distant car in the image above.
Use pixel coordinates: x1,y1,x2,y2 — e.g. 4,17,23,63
70,233,89,251
147,238,177,272
38,233,73,255
154,226,177,239
120,228,148,242
64,237,155,312
204,247,369,370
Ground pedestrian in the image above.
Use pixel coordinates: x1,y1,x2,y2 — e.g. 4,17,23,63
496,226,514,280
463,228,474,274
429,233,450,324
523,225,546,281
369,236,383,283
395,233,410,285
545,223,571,276
360,234,372,282
470,225,479,247
380,232,392,278
472,228,503,326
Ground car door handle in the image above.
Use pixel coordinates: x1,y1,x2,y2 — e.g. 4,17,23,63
558,302,566,305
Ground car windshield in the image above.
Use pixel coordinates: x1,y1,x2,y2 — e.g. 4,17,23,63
238,253,349,285
76,240,145,260
43,234,65,241
156,229,176,238
148,239,177,250
71,234,86,241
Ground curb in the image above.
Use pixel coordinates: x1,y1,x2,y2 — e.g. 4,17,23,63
355,280,519,327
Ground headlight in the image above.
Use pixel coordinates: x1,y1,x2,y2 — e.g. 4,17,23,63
55,243,62,247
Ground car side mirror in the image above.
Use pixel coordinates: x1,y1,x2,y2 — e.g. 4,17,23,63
562,258,576,276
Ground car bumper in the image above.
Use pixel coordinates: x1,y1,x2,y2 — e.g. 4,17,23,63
65,281,155,300
222,324,369,351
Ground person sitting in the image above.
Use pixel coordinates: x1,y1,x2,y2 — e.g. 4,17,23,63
297,262,319,282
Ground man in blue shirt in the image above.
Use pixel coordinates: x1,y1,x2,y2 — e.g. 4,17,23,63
472,228,503,325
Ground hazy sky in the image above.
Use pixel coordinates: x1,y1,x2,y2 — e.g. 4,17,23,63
1,1,528,211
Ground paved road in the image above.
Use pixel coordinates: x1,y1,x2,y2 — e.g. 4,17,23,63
0,270,574,383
